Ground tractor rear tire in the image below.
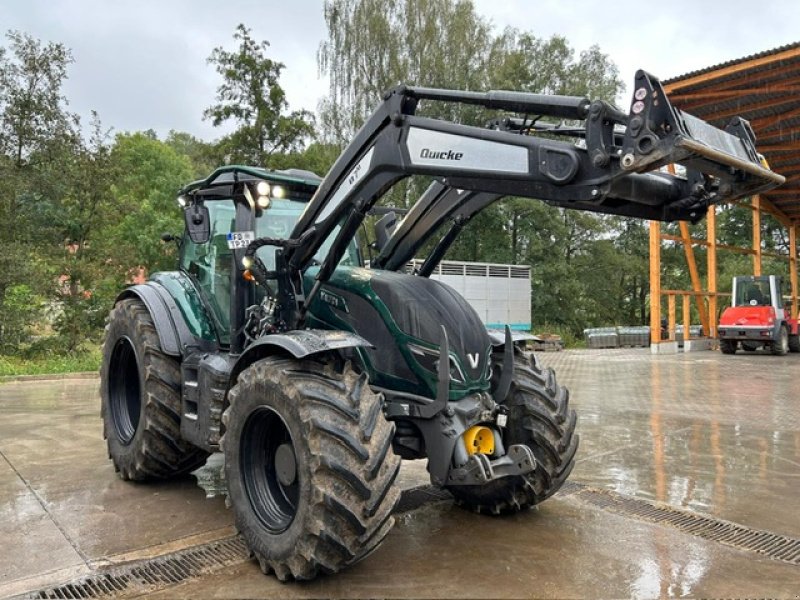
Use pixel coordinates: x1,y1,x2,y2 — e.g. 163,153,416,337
789,334,800,353
772,325,789,356
100,298,209,481
447,349,578,515
222,356,400,581
719,340,737,354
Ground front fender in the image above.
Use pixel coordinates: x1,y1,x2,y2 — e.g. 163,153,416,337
229,329,374,385
487,328,535,347
116,282,199,357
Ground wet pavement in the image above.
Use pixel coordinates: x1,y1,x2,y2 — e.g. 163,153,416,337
1,348,799,598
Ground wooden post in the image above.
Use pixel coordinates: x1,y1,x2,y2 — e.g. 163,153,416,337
752,195,762,276
683,294,691,341
649,220,662,345
707,205,718,338
679,221,711,335
790,223,798,320
667,294,676,341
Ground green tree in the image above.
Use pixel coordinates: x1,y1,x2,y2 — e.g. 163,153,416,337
204,24,315,167
165,130,218,178
103,132,194,275
46,113,117,352
0,30,77,352
319,0,497,142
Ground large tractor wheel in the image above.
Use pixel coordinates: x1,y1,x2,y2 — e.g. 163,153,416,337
772,325,789,356
100,298,209,480
788,333,800,353
447,349,578,515
719,339,737,354
222,356,400,581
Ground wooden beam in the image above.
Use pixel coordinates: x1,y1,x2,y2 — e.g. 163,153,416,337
751,105,800,131
667,294,676,341
670,84,800,102
683,294,691,342
660,233,763,255
764,150,800,164
678,221,710,334
753,195,762,275
663,45,800,92
790,224,798,320
753,128,800,144
667,61,800,111
759,142,800,152
764,188,800,196
695,96,798,124
760,195,795,228
707,205,718,338
650,220,662,345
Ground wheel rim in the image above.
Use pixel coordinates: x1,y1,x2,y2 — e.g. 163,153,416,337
240,407,299,534
781,329,789,352
108,337,141,445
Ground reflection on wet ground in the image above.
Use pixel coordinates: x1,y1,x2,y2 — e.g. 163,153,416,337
1,348,799,598
543,349,800,539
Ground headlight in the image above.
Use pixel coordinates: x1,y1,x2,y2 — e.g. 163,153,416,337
256,181,270,196
408,343,439,374
408,343,465,383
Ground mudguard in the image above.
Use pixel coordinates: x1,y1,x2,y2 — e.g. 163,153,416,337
229,329,374,384
487,329,535,347
115,282,203,357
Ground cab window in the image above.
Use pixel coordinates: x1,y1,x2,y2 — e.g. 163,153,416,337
180,200,236,342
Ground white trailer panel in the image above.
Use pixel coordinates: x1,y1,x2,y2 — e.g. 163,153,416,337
409,259,531,331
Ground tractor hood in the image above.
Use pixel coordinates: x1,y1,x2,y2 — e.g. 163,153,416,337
306,266,492,398
720,305,775,327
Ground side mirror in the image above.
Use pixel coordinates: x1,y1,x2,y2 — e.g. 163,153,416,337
373,211,397,252
184,204,210,244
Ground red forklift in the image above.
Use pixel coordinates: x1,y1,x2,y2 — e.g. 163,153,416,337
718,275,800,355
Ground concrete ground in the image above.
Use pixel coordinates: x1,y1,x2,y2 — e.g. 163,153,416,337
1,348,799,598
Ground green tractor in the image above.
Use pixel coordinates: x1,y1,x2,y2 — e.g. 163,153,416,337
100,71,782,580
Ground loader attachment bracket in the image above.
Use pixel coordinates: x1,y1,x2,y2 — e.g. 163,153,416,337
620,70,783,194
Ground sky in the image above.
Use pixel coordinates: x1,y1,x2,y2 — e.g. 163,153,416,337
3,0,799,142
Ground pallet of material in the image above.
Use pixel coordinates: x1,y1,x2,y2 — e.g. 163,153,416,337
531,334,564,352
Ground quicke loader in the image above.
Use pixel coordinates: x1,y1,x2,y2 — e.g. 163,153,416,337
100,71,783,580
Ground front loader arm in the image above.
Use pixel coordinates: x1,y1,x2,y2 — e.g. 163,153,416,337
276,70,782,325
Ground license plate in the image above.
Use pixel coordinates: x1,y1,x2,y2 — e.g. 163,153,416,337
226,231,255,249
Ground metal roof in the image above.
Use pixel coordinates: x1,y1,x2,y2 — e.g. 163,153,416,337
663,43,800,225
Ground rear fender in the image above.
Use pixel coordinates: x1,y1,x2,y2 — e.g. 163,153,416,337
229,329,373,386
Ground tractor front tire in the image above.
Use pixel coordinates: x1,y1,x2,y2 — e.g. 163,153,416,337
719,340,737,354
772,325,789,356
222,356,400,581
100,298,209,481
788,333,800,353
447,350,578,515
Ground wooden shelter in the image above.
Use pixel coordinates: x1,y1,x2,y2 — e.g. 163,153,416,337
648,43,800,347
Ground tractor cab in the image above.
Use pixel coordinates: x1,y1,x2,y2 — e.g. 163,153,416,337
732,275,781,309
176,166,361,350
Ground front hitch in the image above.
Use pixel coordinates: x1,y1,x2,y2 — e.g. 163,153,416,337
447,444,536,486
